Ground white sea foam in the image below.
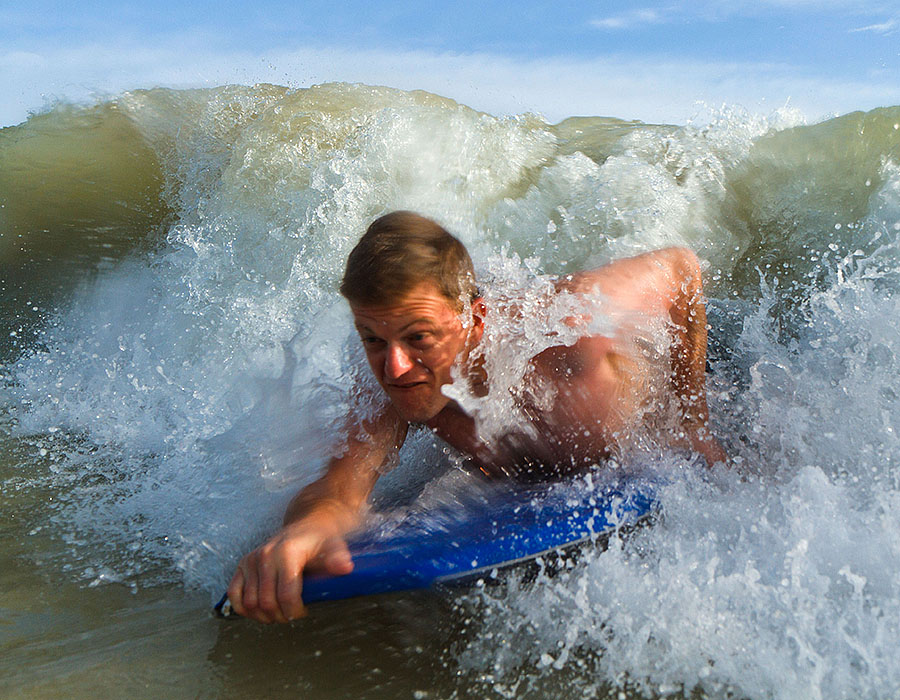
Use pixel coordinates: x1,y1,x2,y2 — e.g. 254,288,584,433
4,86,900,699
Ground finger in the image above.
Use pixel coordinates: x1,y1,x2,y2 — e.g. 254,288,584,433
242,557,260,612
228,562,272,623
322,538,354,576
257,560,289,624
242,557,275,624
226,567,245,616
276,566,307,621
307,536,353,575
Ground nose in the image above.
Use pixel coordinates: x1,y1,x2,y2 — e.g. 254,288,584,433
384,342,414,380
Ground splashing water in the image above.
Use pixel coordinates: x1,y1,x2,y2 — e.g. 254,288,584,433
2,84,900,699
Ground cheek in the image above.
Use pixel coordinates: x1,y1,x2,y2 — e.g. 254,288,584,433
427,344,462,378
364,351,384,377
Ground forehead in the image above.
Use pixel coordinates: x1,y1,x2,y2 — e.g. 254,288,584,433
350,282,460,329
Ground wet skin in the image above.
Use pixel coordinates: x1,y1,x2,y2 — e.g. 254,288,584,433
351,285,482,425
227,247,725,622
352,286,638,476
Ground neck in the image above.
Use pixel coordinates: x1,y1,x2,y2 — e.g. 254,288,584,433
461,347,488,398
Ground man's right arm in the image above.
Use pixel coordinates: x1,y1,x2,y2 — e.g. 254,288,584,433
226,407,407,623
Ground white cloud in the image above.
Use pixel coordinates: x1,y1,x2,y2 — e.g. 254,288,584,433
850,17,899,34
2,40,899,128
589,1,898,26
687,0,887,11
590,9,666,30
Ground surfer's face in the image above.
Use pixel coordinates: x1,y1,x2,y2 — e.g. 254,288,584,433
351,282,483,423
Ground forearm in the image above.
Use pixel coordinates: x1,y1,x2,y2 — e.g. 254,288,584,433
665,249,725,464
668,261,710,427
282,409,405,530
282,474,370,532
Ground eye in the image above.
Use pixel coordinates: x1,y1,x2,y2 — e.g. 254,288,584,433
361,335,385,347
407,332,435,349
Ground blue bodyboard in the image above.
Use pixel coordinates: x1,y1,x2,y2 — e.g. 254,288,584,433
216,476,656,615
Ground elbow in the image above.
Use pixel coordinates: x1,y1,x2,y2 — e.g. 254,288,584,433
659,247,704,302
665,247,702,283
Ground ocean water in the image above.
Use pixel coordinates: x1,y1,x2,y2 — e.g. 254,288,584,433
2,82,900,699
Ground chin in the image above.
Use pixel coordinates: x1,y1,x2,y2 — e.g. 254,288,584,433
390,395,445,424
396,405,440,424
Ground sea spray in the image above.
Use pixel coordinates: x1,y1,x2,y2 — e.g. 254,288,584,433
2,84,900,699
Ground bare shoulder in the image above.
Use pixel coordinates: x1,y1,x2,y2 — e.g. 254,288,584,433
555,247,701,313
557,247,698,293
349,403,409,452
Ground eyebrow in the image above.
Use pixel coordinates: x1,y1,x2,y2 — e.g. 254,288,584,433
354,318,436,334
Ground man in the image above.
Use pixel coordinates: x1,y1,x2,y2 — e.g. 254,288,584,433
227,211,725,623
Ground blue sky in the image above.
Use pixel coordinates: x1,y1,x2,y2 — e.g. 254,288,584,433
2,1,899,126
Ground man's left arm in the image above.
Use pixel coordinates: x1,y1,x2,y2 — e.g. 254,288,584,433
565,247,726,465
660,248,726,466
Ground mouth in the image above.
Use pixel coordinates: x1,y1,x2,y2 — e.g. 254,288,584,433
387,381,429,390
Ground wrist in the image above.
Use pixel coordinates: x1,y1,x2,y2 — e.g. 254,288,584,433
284,497,360,536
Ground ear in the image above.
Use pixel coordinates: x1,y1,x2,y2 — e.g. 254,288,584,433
468,297,486,345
